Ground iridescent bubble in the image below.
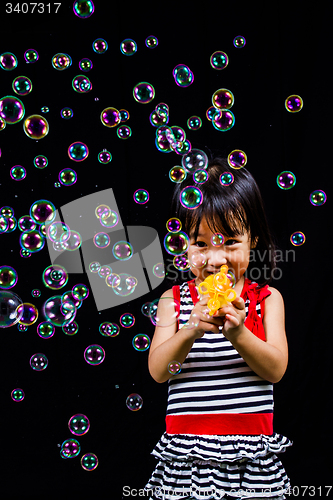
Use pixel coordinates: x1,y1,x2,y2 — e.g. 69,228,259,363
210,51,229,70
126,393,143,411
276,171,296,190
11,388,25,401
59,168,77,186
133,189,149,204
10,165,26,181
188,251,207,269
290,231,305,246
2,205,15,217
112,273,137,296
72,283,89,301
0,52,18,71
219,172,234,186
187,116,202,130
52,53,72,70
193,170,208,184
73,0,95,18
16,302,38,326
68,414,90,436
212,89,234,109
169,165,187,183
112,241,133,260
98,150,112,163
100,107,120,127
30,199,56,224
43,265,68,290
31,289,41,298
132,334,150,351
89,262,100,273
150,109,168,127
145,36,158,48
168,361,182,375
155,103,169,118
30,353,48,371
206,106,222,122
212,110,235,131
166,218,182,232
211,233,224,246
226,271,236,288
117,125,132,139
285,95,303,113
180,186,203,209
173,255,190,271
120,39,137,55
62,320,79,336
309,190,327,206
99,322,119,337
34,155,48,169
152,263,164,278
0,291,23,327
79,58,93,71
20,230,45,253
43,295,76,327
95,204,111,219
68,141,89,161
173,64,194,87
98,265,112,278
228,150,247,169
133,82,155,104
81,453,98,471
0,117,6,130
99,210,118,228
119,109,130,122
12,76,33,96
120,312,135,328
60,107,73,119
233,36,246,48
23,115,49,139
92,38,108,54
60,439,80,459
0,216,9,234
24,49,39,63
72,75,92,93
47,221,71,243
93,232,110,248
37,321,55,339
182,149,208,173
84,345,105,365
164,231,189,256
0,96,25,124
149,296,180,327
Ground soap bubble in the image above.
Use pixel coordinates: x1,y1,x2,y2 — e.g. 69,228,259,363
133,189,149,204
149,296,180,327
81,453,98,471
60,439,80,459
52,53,72,70
24,49,39,63
173,255,190,271
173,64,194,87
30,199,56,224
212,110,235,131
290,232,305,246
37,321,55,339
62,321,79,336
72,75,92,93
16,302,38,326
93,232,110,248
95,205,111,219
169,166,187,183
212,88,234,109
187,116,202,130
182,149,208,173
34,155,48,168
20,230,45,253
72,283,89,301
117,125,132,139
79,58,93,71
309,190,327,206
133,82,155,103
30,353,48,371
166,218,182,232
0,96,25,124
210,51,229,70
126,393,143,411
228,150,247,169
99,210,118,228
0,266,18,289
164,231,189,256
233,36,246,48
285,95,303,113
68,141,89,161
98,150,112,163
47,221,71,243
12,76,33,96
84,345,105,365
11,388,25,402
43,265,68,289
0,291,23,328
120,39,137,55
168,361,182,375
0,52,17,70
112,241,133,261
31,289,41,298
92,38,108,54
276,171,296,190
132,334,150,351
193,170,208,184
10,165,26,180
59,168,77,186
99,322,119,337
188,251,207,269
100,107,120,127
120,312,135,328
211,233,224,246
226,270,236,288
23,115,49,139
68,414,90,436
152,263,165,278
219,172,234,186
180,186,203,209
43,295,76,327
145,36,158,48
112,273,137,296
73,0,95,18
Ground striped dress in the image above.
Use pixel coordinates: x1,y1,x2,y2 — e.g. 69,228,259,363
145,278,292,499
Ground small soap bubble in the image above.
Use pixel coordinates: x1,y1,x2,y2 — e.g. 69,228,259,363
81,453,98,471
84,345,105,365
309,190,327,206
0,96,25,124
173,255,190,271
120,39,137,55
12,76,33,96
10,165,26,181
164,231,189,256
23,115,49,139
117,125,132,139
120,312,135,328
37,321,55,339
100,107,120,127
99,265,112,278
233,36,246,48
30,199,56,224
149,297,180,327
73,0,95,18
72,283,89,301
210,51,229,70
18,216,36,232
188,251,207,269
89,262,100,273
43,265,68,290
166,218,182,232
133,188,149,204
52,53,72,70
30,353,48,371
68,141,89,161
68,414,90,436
0,266,18,290
24,49,39,63
212,110,235,131
11,388,25,401
141,302,151,317
72,75,92,93
20,230,45,253
290,232,305,246
93,232,110,248
34,155,48,168
182,149,208,173
98,150,112,163
152,263,165,279
193,170,208,184
60,107,74,120
0,291,23,327
276,171,296,190
112,241,133,260
219,172,234,186
212,89,234,109
126,393,143,411
228,150,247,169
211,233,224,246
173,64,194,87
206,106,221,122
43,295,76,327
31,289,41,298
0,52,18,71
92,38,108,54
145,36,158,48
226,270,236,288
132,334,150,351
169,165,187,183
59,168,77,186
168,361,182,375
187,116,202,130
62,321,79,335
285,95,303,113
99,210,118,228
180,186,203,209
111,273,137,296
133,82,155,104
99,322,119,337
79,58,93,71
60,439,80,459
17,302,38,326
47,221,71,244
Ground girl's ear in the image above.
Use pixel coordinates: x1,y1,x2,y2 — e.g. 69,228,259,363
251,236,259,249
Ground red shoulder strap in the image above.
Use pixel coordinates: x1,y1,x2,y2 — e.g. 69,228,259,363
172,284,181,330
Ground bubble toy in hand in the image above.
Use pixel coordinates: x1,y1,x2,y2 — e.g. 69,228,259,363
198,265,237,315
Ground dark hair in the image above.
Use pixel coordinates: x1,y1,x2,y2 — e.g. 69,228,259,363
170,156,277,285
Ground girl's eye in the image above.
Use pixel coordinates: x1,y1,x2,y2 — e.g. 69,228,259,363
194,241,206,247
224,239,237,246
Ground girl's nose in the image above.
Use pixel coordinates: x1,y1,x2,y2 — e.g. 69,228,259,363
207,248,228,267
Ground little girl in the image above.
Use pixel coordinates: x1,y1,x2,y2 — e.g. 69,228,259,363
145,157,292,500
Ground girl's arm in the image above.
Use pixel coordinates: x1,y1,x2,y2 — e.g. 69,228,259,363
220,287,288,383
148,289,224,383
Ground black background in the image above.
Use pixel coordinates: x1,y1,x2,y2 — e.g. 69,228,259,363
1,1,331,498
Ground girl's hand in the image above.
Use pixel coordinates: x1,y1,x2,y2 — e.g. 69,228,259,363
219,296,246,339
185,295,224,338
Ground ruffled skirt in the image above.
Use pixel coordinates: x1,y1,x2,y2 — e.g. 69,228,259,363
145,432,292,499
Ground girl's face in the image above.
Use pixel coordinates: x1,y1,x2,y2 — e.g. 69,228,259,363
188,217,255,288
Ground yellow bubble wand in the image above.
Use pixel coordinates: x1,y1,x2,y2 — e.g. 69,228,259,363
198,265,237,315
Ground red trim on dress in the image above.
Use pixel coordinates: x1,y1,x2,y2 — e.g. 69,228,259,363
172,284,181,330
